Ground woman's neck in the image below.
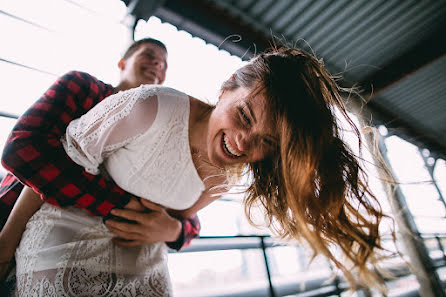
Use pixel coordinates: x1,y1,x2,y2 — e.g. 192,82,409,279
188,97,213,159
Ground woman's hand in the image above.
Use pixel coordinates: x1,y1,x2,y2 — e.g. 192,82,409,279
105,199,182,247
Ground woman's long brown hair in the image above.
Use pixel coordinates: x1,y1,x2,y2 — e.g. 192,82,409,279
222,47,389,291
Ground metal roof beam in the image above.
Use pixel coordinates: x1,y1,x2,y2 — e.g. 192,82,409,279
357,27,446,158
157,0,272,59
361,27,446,95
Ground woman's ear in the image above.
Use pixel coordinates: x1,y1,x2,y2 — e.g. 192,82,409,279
118,58,125,71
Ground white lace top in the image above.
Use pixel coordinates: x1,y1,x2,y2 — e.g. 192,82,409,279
13,85,205,297
62,85,205,210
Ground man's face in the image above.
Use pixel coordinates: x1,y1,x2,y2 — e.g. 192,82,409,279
119,42,168,88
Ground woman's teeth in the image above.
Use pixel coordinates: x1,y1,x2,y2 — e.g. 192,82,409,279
223,134,241,157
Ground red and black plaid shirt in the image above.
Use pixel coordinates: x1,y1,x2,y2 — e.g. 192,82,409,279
0,71,200,250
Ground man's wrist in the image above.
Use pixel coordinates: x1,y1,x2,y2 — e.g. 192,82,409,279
165,217,184,251
169,218,182,243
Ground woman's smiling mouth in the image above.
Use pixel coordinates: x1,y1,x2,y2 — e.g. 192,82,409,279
221,133,242,158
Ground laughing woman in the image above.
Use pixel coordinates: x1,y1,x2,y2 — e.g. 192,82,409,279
2,46,387,296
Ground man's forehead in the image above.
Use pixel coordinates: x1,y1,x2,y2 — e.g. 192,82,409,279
139,43,166,54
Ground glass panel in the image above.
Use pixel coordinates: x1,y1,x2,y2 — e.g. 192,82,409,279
384,274,419,296
198,199,270,236
0,61,56,115
415,217,446,234
385,136,445,232
434,159,446,198
1,1,128,84
268,245,333,294
169,249,268,297
1,0,127,35
135,17,246,103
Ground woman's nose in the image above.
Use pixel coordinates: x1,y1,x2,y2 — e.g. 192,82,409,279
235,132,252,152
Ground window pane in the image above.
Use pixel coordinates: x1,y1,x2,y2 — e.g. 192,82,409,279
135,17,246,103
385,136,446,233
0,61,55,115
268,245,333,295
1,0,128,84
434,159,446,198
169,249,268,297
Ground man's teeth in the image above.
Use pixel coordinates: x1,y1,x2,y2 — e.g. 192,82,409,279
223,135,241,157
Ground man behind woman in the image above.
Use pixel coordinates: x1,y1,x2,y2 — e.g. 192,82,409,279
0,38,200,289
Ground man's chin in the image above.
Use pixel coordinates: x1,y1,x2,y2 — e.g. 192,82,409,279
141,78,159,85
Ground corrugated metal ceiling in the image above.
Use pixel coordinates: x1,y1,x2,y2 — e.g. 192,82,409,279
125,0,446,158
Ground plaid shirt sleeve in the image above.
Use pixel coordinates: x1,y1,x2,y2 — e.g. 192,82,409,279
0,173,23,228
1,71,200,250
1,71,130,215
167,214,201,250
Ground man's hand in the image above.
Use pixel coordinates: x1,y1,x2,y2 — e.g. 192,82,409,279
105,199,182,247
123,196,147,212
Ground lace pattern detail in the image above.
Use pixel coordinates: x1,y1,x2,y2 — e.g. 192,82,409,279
126,97,197,208
103,87,205,209
61,84,205,210
62,85,175,175
15,269,171,297
69,85,162,152
14,86,206,296
15,204,172,297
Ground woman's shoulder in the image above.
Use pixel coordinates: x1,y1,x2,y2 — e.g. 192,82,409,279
188,96,213,125
137,85,189,100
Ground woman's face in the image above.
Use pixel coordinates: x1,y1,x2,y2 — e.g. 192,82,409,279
207,85,277,168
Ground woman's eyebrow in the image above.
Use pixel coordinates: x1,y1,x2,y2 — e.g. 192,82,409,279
247,101,276,141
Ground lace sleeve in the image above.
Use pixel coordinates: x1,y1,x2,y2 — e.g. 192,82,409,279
62,85,159,174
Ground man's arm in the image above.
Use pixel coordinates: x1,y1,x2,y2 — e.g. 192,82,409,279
1,71,132,215
1,72,200,249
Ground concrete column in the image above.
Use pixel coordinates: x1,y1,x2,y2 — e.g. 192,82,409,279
359,122,445,297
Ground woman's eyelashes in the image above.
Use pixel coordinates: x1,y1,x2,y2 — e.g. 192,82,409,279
239,106,251,127
262,137,274,148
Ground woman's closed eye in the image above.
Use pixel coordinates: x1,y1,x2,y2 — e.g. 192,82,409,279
239,106,251,127
261,137,277,150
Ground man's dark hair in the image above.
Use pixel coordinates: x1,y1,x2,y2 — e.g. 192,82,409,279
122,38,167,60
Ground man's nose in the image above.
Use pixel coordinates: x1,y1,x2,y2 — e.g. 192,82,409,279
151,59,164,70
